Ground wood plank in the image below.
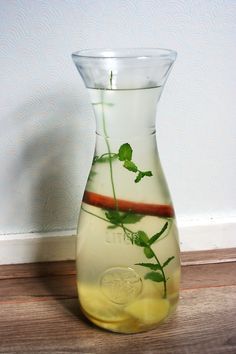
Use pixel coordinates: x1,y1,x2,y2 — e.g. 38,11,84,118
0,285,235,353
181,262,236,290
0,260,236,353
181,248,236,265
0,262,235,304
0,248,235,280
0,275,77,302
0,260,76,280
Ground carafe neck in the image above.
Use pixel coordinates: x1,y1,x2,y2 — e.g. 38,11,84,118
89,86,163,139
72,48,177,138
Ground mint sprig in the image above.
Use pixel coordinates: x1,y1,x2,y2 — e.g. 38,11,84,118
118,143,133,161
93,153,117,164
105,210,143,226
118,143,153,183
133,222,174,296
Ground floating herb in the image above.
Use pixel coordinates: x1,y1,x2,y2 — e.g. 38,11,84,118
163,256,175,268
105,210,143,226
93,143,152,183
135,263,162,271
135,170,153,183
148,222,168,245
118,143,133,161
93,153,117,164
144,272,164,283
118,143,153,183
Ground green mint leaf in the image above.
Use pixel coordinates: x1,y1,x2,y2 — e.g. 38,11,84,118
122,213,143,224
107,224,119,229
123,160,138,172
135,171,143,183
105,210,119,219
118,143,132,161
95,153,117,164
135,170,153,183
144,271,164,282
97,156,111,163
105,210,143,227
149,222,169,245
135,263,161,271
105,210,122,224
134,231,149,247
144,246,155,258
143,171,153,177
162,256,175,268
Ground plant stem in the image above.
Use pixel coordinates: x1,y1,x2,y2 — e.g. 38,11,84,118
96,152,117,160
81,206,133,235
101,90,118,210
81,205,167,298
81,206,109,224
124,226,168,298
151,247,167,298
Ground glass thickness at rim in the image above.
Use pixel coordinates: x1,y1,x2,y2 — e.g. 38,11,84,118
72,48,177,60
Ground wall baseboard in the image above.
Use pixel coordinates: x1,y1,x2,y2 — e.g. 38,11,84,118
179,219,236,251
0,219,235,265
0,230,76,265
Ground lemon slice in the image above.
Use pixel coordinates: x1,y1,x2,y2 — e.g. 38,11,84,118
167,268,181,292
79,285,128,322
141,279,163,298
125,297,170,325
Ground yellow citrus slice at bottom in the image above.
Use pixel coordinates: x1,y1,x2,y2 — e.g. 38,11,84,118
124,297,170,325
79,286,129,322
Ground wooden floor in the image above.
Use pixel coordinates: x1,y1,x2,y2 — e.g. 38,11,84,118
0,249,236,354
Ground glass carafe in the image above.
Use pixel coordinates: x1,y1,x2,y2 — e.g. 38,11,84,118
72,48,180,333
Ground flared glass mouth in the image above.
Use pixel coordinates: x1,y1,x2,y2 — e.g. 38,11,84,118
72,48,177,89
72,48,177,61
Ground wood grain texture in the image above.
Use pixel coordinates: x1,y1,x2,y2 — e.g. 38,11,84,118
0,260,76,280
1,248,235,280
181,248,236,265
0,256,236,353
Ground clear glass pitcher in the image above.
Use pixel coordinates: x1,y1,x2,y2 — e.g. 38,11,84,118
72,48,181,333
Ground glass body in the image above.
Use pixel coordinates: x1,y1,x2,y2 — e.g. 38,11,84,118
72,49,180,333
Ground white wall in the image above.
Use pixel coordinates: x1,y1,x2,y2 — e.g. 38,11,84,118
0,0,236,261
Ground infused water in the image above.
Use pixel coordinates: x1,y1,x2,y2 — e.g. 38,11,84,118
76,86,181,333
